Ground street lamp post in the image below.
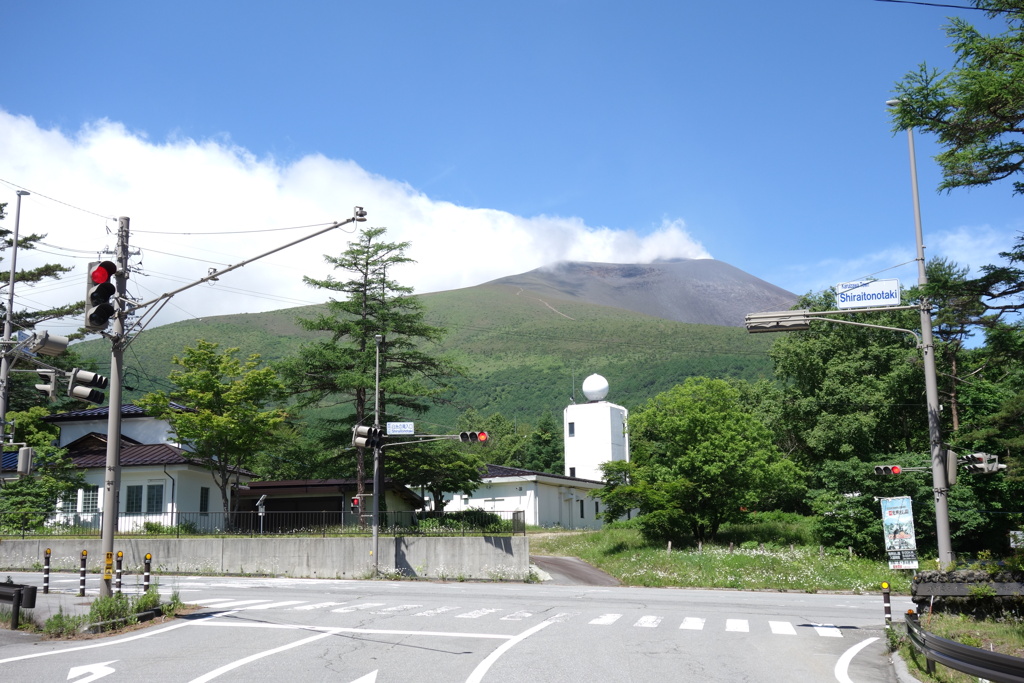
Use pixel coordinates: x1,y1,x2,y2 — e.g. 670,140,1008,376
888,99,953,567
1,190,30,441
372,333,383,576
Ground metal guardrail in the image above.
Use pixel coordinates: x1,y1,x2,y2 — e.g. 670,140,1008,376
0,509,526,538
905,612,1024,683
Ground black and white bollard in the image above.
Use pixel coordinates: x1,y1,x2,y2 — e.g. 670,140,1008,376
42,548,51,594
143,553,152,592
115,551,123,594
79,550,88,597
881,581,892,629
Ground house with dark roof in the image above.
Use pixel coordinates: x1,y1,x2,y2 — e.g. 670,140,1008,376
439,464,608,530
42,404,251,530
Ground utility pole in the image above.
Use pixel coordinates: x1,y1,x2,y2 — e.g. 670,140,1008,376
99,216,129,598
0,190,30,442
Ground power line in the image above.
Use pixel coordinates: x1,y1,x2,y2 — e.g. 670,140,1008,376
874,0,1024,14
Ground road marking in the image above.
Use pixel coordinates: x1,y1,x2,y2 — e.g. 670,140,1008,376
241,601,307,610
294,601,347,610
465,620,555,683
333,603,385,613
195,599,239,605
415,606,460,617
679,617,705,630
769,621,797,635
634,616,662,628
589,614,622,625
67,660,118,683
725,619,749,632
189,627,347,682
501,610,533,621
835,637,878,683
812,623,843,637
371,604,421,614
457,608,501,619
206,599,274,609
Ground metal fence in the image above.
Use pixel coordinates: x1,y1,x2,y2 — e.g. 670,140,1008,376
905,612,1024,683
0,509,526,538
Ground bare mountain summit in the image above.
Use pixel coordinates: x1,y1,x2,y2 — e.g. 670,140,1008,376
481,259,798,327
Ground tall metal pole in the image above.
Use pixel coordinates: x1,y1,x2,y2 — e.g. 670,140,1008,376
1,190,30,441
99,216,129,597
903,124,953,567
371,334,382,575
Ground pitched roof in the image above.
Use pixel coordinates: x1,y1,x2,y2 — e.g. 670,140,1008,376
68,443,201,468
484,464,604,485
43,402,192,423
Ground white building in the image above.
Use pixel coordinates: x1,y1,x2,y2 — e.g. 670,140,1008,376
563,374,629,481
442,465,607,530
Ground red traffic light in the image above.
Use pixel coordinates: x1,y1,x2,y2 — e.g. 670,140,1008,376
459,431,488,443
352,497,360,507
478,431,488,443
874,465,902,475
90,261,117,284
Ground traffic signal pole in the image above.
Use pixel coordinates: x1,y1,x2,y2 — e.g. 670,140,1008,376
95,209,367,596
99,216,129,598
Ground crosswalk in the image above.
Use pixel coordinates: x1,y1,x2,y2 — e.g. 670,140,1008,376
193,597,847,637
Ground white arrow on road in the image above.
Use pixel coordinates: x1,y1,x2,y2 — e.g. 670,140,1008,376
67,660,118,682
350,671,377,683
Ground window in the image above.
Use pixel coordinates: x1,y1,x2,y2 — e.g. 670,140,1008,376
594,501,599,517
146,483,164,514
569,467,576,478
81,486,99,514
126,485,143,514
568,422,575,437
199,487,210,516
579,499,584,519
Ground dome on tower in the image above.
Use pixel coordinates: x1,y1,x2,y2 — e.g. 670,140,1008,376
581,374,609,402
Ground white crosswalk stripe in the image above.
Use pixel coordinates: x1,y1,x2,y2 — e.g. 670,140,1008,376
589,613,622,626
189,595,851,637
725,619,749,632
679,617,705,630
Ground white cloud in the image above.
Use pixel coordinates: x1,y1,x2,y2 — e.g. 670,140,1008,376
0,111,711,337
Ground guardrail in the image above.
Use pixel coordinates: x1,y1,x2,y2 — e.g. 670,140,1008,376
0,509,526,538
0,582,37,630
905,612,1024,682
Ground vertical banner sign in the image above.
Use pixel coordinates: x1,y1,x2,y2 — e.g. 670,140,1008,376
880,496,919,569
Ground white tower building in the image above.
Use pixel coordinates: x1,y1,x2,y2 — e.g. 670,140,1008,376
563,374,629,481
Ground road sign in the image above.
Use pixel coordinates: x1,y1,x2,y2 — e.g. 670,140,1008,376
835,279,901,309
387,422,414,435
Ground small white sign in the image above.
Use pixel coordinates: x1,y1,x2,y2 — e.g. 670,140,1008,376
387,422,414,435
835,279,901,309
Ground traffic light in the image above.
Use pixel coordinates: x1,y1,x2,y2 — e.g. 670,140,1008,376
351,497,360,512
874,465,902,475
964,452,1006,474
34,369,57,401
459,431,489,444
353,425,383,449
67,368,109,404
85,260,118,331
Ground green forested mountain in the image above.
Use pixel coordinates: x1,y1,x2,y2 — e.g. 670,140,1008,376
69,282,775,429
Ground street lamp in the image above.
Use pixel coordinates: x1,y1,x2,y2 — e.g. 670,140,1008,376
887,98,953,567
0,190,30,440
372,333,383,575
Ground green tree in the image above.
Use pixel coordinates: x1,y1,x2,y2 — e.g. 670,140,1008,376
890,1,1024,195
136,340,287,518
606,377,803,542
386,439,484,512
521,411,564,474
279,227,459,494
0,407,84,530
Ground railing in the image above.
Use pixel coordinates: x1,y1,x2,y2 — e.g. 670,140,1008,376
0,509,526,538
905,612,1024,683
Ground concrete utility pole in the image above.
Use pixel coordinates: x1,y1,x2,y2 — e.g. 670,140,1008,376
99,216,129,597
0,190,30,441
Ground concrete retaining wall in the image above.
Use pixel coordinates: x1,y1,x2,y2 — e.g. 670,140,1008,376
0,536,530,581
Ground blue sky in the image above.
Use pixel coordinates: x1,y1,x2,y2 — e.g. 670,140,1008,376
1,1,1020,335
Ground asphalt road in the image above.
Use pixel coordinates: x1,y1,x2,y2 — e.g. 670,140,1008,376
0,573,909,682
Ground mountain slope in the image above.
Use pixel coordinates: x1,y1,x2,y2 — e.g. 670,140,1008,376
480,259,797,327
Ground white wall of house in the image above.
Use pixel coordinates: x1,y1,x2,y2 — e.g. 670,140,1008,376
444,474,605,529
563,400,629,482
